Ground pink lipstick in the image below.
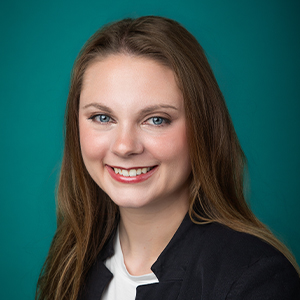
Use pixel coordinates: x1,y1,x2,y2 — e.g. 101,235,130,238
106,165,158,183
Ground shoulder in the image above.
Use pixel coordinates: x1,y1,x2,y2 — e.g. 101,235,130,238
192,221,281,262
186,221,300,299
188,221,296,275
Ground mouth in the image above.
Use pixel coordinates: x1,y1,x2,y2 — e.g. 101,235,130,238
106,165,158,183
111,166,156,177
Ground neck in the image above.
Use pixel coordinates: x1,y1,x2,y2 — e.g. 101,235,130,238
118,197,189,276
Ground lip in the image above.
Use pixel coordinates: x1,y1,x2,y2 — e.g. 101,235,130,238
106,165,158,183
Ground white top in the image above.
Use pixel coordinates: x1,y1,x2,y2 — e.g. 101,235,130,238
101,229,159,300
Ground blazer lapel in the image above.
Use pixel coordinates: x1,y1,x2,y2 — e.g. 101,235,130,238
77,233,115,300
135,214,196,300
136,281,183,300
77,262,113,300
78,214,200,300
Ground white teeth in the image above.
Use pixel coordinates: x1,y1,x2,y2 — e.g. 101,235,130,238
122,170,129,177
129,169,137,177
113,167,153,177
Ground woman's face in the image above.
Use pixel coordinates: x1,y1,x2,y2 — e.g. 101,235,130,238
79,54,191,211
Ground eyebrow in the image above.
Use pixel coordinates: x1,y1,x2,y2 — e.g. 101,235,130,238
82,103,113,113
140,104,178,114
82,103,178,114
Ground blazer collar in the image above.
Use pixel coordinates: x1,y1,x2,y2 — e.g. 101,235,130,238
78,213,204,300
151,213,196,281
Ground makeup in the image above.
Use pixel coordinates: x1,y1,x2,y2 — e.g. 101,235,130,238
106,165,158,183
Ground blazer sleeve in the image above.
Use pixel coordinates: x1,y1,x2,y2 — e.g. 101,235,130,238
225,254,300,300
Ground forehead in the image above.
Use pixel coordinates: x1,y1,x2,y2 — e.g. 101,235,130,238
80,54,183,110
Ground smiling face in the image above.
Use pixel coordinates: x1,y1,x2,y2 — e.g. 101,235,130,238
79,54,191,212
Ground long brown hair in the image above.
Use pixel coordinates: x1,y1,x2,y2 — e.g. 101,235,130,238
36,16,299,300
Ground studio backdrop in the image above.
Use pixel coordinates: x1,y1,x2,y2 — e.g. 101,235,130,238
0,0,299,299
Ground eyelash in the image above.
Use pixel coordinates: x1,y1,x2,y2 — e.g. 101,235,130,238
88,114,113,123
145,116,171,126
88,114,171,127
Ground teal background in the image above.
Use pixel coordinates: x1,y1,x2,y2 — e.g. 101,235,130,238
1,0,299,299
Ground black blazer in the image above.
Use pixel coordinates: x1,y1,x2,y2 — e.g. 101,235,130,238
78,214,300,299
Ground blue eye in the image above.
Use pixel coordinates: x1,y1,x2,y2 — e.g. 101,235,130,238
146,116,170,126
152,117,164,125
98,115,110,122
90,114,111,123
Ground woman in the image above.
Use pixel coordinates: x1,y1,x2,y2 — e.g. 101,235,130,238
36,16,300,300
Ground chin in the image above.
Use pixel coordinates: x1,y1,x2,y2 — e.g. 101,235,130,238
109,196,151,209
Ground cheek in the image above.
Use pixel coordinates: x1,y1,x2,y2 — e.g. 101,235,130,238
150,125,190,168
171,132,190,168
79,123,106,163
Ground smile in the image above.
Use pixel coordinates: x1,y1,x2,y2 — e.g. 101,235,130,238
106,165,158,183
113,167,153,177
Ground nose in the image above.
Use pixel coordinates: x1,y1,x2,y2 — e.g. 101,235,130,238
111,125,144,157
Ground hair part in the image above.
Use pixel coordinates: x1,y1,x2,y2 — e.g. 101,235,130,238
36,15,299,300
